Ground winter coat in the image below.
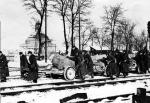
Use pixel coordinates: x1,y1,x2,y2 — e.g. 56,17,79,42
20,55,28,68
83,53,94,74
0,54,8,79
75,51,89,79
27,54,38,80
20,54,29,77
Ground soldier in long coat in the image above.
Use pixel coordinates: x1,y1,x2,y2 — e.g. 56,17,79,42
115,51,129,77
71,47,88,80
19,52,29,77
28,51,38,83
0,51,8,82
75,51,89,80
106,52,119,78
83,50,94,78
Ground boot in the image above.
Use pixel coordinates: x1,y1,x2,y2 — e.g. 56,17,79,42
33,79,37,83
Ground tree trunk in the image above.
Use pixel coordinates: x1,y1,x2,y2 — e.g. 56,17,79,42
78,3,81,50
111,31,114,51
38,15,44,60
71,13,74,49
62,15,68,54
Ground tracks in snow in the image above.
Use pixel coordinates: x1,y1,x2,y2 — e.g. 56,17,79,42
1,74,150,96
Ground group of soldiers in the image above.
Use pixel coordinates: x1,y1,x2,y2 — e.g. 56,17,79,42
71,46,94,80
1,47,149,82
104,48,150,78
0,51,38,83
19,51,38,83
133,47,150,74
105,50,130,78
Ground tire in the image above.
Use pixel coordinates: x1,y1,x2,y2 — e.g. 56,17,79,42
64,67,76,80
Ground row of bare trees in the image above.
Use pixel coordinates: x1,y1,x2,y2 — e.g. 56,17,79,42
23,0,92,55
52,0,92,53
23,0,148,57
93,4,147,52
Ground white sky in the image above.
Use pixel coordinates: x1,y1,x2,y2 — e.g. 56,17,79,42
0,0,150,51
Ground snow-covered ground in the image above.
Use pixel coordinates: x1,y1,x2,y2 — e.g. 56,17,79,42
1,72,150,103
1,79,150,103
1,73,147,88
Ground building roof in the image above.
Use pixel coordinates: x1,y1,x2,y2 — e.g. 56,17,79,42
34,33,50,40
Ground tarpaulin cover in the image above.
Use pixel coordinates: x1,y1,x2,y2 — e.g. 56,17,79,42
52,54,75,70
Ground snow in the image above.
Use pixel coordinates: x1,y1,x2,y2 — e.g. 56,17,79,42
1,77,150,103
1,67,150,103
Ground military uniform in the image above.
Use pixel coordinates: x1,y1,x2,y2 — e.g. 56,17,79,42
20,53,29,77
83,52,94,77
28,53,38,83
0,54,8,82
106,52,119,78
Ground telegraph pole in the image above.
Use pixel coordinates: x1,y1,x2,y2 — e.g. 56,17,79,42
45,0,47,62
0,21,1,51
147,21,150,52
78,0,81,50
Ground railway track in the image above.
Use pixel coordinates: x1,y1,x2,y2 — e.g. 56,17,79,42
7,71,46,79
9,67,48,72
66,91,150,103
1,74,150,96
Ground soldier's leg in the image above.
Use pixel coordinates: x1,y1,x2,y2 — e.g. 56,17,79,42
1,73,6,82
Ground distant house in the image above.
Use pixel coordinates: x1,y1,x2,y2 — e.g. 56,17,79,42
20,33,56,57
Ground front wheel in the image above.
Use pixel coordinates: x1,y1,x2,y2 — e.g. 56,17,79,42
64,67,76,80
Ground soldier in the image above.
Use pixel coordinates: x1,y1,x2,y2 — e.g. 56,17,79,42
106,52,119,78
28,51,38,83
19,52,29,77
0,51,8,82
83,50,94,78
75,50,88,80
71,47,88,80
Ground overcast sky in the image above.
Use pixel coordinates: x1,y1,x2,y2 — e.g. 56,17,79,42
0,0,150,51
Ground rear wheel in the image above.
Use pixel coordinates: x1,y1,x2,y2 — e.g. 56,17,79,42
64,67,76,80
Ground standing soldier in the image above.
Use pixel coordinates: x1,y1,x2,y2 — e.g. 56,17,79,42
83,50,94,78
28,51,38,83
75,50,88,80
0,51,8,82
19,52,29,77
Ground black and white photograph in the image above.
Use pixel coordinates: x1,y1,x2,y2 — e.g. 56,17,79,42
0,0,150,103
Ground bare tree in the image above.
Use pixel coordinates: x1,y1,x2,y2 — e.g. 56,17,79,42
133,30,147,51
118,19,136,52
52,0,69,54
23,0,50,59
102,4,124,51
98,27,109,50
66,0,92,49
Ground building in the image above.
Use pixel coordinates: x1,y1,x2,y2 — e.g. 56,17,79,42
20,33,56,58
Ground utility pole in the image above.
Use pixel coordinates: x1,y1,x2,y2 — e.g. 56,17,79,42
78,0,81,50
45,0,47,62
147,21,150,52
0,21,1,51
